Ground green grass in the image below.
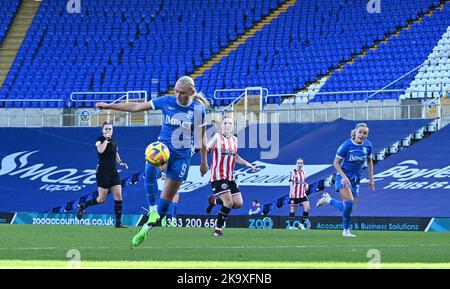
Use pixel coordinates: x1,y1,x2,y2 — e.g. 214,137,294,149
1,224,450,268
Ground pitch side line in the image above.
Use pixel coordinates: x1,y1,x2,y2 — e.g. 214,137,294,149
1,243,450,251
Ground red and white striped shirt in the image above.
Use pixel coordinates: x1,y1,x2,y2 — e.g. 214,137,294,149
289,169,307,198
208,132,238,181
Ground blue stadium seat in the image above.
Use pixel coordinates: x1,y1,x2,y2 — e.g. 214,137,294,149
0,0,20,45
1,0,448,107
318,2,450,102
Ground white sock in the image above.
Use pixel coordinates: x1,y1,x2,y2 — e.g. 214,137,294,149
143,223,154,232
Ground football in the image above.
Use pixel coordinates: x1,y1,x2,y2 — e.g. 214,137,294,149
145,142,170,166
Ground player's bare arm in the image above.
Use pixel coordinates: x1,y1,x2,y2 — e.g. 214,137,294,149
333,156,350,189
367,157,375,191
236,155,257,172
96,101,152,112
199,125,209,176
116,152,128,169
96,139,109,154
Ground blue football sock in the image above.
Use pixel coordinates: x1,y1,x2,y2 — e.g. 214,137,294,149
171,202,178,219
158,197,172,220
144,162,160,208
330,198,344,212
343,200,354,230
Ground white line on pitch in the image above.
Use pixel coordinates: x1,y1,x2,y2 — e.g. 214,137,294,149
1,243,450,250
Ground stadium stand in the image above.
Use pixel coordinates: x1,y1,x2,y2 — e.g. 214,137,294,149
195,0,445,103
1,0,448,108
0,0,283,108
317,1,450,102
0,0,20,45
0,2,447,218
403,25,450,99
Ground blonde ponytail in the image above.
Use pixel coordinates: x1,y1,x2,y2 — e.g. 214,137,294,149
193,92,210,109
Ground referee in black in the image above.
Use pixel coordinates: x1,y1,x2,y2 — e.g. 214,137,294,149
77,122,128,228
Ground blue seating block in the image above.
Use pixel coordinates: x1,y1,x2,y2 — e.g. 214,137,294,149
1,0,446,107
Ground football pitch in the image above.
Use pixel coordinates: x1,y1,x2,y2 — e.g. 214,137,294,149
0,224,450,269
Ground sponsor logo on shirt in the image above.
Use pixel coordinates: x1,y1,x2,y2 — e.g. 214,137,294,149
165,115,192,129
349,155,366,162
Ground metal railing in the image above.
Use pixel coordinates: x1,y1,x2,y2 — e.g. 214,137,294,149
69,91,148,104
0,110,164,127
214,87,268,106
283,89,406,104
0,103,441,127
214,87,269,123
0,87,446,127
221,103,440,124
69,90,148,126
283,87,450,105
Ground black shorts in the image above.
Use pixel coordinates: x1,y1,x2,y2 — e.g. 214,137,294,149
211,180,240,196
289,197,309,205
96,169,121,189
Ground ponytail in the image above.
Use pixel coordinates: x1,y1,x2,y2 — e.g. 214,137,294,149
193,92,210,109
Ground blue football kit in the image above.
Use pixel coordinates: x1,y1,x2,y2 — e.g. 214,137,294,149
144,96,206,216
150,96,206,182
335,139,373,197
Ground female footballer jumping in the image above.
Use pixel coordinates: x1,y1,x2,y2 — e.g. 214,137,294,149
97,76,209,246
